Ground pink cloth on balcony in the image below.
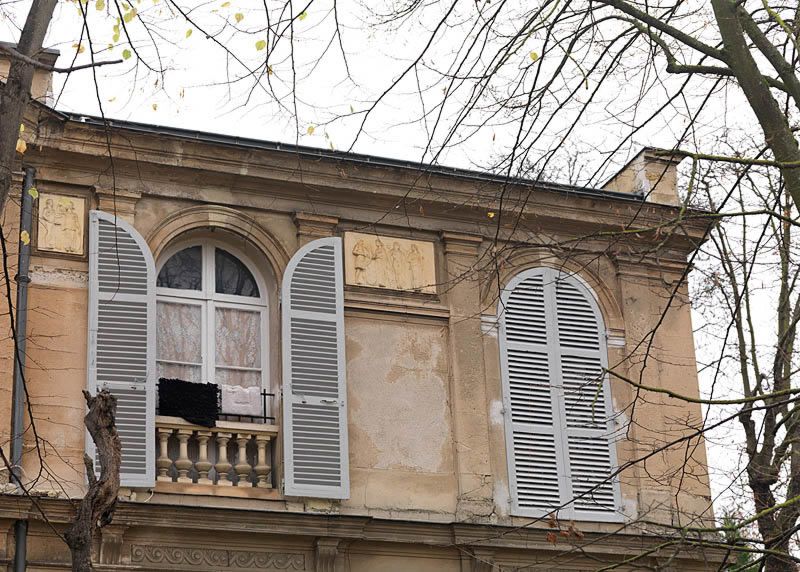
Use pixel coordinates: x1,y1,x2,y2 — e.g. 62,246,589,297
221,384,262,417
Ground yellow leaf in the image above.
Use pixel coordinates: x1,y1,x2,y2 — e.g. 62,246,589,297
255,39,266,51
221,1,230,6
28,187,38,200
123,8,137,22
298,10,307,20
96,0,105,9
122,48,131,60
112,33,120,42
185,28,193,38
529,51,538,61
267,65,273,75
487,211,496,219
108,96,117,102
73,43,85,54
15,139,26,154
306,125,315,135
234,12,244,23
20,230,30,246
152,103,158,111
18,123,24,134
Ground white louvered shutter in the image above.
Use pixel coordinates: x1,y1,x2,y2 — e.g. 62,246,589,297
555,277,620,520
499,267,620,521
282,237,349,499
87,211,156,487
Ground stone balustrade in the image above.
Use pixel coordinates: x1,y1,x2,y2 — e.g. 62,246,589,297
155,416,278,490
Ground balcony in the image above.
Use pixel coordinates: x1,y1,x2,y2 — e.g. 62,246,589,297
155,416,280,499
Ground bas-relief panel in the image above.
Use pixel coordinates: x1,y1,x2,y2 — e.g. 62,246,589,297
36,193,86,256
344,232,436,294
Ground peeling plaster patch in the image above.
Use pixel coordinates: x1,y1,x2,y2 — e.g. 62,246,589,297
347,318,453,473
621,496,638,520
489,400,504,426
480,314,498,337
494,478,510,517
30,265,87,289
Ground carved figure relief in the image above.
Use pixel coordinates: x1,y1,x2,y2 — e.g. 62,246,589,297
344,232,436,293
37,193,86,255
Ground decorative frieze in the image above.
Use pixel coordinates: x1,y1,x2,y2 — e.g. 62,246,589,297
35,192,87,256
130,544,306,569
344,231,436,293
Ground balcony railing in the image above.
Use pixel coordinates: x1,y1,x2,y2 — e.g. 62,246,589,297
155,416,279,497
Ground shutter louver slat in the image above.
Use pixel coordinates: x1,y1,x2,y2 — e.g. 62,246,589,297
500,267,621,522
87,212,156,488
282,237,349,499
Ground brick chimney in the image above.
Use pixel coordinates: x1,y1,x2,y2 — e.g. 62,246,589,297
602,147,684,206
0,42,60,105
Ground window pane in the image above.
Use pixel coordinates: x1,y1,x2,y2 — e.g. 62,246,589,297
157,301,202,364
216,368,262,389
215,307,261,368
157,245,202,290
158,363,202,383
215,248,259,297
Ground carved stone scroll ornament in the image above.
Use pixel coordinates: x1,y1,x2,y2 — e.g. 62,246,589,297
130,544,306,569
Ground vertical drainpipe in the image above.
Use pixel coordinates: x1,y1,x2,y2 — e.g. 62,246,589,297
11,166,35,572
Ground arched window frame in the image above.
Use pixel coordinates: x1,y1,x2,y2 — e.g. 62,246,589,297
498,266,623,522
155,238,269,391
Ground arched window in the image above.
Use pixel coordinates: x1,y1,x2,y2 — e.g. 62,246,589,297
498,267,621,521
156,240,267,391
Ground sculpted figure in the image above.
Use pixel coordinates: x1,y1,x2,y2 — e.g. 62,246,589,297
62,202,81,253
407,244,423,290
39,198,57,249
389,241,407,290
370,238,390,287
352,239,371,285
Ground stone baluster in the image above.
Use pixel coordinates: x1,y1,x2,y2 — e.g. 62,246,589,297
156,427,173,482
196,431,213,485
254,436,272,488
175,429,194,483
215,433,232,486
234,434,252,486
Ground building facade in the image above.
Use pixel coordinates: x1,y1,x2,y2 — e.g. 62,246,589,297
0,65,717,571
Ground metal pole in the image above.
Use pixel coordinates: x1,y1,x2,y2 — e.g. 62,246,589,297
11,166,35,572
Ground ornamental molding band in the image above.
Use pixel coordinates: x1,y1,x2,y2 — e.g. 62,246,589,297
36,192,86,255
130,544,307,570
344,231,436,294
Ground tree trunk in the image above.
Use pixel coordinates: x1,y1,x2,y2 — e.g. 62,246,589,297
64,390,122,572
0,0,57,214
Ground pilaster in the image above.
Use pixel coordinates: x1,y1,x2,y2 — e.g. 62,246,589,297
293,212,339,246
441,232,494,519
95,188,141,224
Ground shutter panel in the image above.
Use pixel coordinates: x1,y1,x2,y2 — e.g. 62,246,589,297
555,278,620,520
500,271,565,514
87,211,156,488
499,268,621,521
282,237,349,499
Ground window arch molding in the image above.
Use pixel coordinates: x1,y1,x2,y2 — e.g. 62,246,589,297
497,266,623,522
155,235,271,393
146,204,290,282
